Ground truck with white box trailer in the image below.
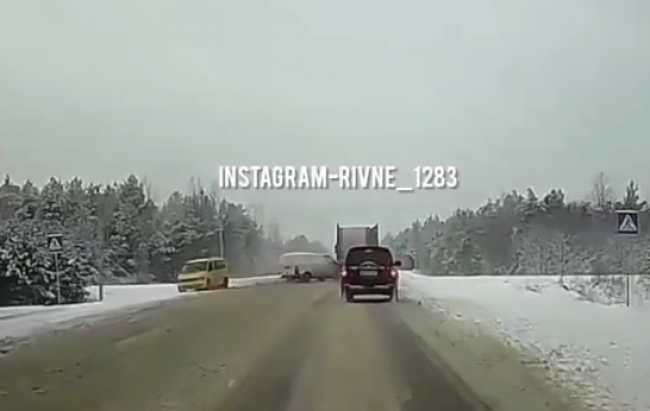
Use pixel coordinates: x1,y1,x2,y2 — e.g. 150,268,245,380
334,223,379,262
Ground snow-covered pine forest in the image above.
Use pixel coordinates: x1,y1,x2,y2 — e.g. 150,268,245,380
0,174,326,306
384,175,650,305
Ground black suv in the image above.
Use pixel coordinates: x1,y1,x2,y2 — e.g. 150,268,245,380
340,245,401,302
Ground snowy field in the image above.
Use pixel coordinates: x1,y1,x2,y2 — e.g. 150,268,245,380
400,271,647,411
0,275,283,342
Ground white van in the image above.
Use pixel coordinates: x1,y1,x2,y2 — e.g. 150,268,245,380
279,252,339,282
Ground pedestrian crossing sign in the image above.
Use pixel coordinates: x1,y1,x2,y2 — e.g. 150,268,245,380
46,233,63,253
616,210,639,235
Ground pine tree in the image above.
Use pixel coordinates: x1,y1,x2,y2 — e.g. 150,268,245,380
0,175,293,304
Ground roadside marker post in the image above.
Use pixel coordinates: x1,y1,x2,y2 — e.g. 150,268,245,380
46,233,63,304
616,210,639,307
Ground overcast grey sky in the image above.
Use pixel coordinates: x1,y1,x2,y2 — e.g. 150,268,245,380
1,0,649,242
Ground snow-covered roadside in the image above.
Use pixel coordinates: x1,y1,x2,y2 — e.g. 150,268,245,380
0,275,283,342
400,271,647,411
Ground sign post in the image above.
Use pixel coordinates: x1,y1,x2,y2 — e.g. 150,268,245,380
616,210,639,307
46,233,63,304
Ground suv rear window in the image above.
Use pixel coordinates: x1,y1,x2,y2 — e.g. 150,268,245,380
345,247,393,266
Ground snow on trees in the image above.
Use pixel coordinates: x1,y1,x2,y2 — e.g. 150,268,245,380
0,174,309,306
383,174,650,304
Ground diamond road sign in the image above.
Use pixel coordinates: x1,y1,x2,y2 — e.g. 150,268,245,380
616,210,639,235
46,233,63,253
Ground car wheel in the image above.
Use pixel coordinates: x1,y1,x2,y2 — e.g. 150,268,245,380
223,276,230,289
302,272,312,282
386,292,394,302
205,279,211,290
345,291,354,303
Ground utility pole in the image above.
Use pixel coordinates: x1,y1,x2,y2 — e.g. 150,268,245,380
218,228,225,258
217,213,226,258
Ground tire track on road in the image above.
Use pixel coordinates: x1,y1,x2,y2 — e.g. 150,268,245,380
215,288,337,411
372,304,493,411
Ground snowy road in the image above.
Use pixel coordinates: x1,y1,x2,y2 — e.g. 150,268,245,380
0,276,283,341
1,271,639,410
0,281,584,411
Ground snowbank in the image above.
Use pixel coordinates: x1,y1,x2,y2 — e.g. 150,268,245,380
0,284,180,341
0,275,283,342
231,275,283,287
400,271,646,411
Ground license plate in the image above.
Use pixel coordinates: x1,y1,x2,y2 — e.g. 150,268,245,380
360,270,376,276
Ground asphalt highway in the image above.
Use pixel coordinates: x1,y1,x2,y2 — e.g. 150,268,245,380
0,282,590,411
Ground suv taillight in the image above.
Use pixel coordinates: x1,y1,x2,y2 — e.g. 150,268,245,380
341,269,347,277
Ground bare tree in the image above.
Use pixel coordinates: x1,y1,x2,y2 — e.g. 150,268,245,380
589,171,614,210
141,176,157,203
208,180,221,205
247,202,265,226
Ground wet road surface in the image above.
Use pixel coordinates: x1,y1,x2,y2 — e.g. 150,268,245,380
0,282,587,411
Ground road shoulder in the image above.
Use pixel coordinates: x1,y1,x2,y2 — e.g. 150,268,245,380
394,301,594,411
